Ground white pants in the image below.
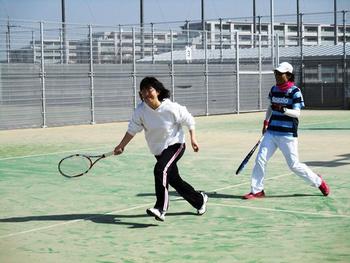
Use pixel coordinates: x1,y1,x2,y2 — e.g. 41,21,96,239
251,132,322,193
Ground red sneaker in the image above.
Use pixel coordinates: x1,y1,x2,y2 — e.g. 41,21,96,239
243,190,265,199
318,176,330,196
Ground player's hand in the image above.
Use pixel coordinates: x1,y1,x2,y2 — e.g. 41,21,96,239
271,103,286,113
262,120,269,134
191,141,199,152
114,146,124,155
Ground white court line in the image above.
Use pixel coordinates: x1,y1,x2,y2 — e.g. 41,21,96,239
210,203,350,218
0,203,154,239
0,117,346,162
0,146,111,161
1,172,346,239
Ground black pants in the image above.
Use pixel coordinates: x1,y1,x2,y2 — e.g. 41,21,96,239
153,143,203,212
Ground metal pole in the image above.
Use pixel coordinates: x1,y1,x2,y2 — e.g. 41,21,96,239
270,0,275,67
236,31,240,114
61,0,67,64
253,0,256,47
119,25,123,64
170,30,175,101
297,0,300,46
186,20,190,47
151,23,155,64
201,0,205,49
32,30,36,63
275,33,279,66
140,0,144,58
219,18,223,63
114,28,118,64
334,0,338,45
40,22,47,128
6,18,10,63
343,10,347,108
204,30,209,115
258,34,262,110
132,27,137,109
89,25,95,124
300,13,304,90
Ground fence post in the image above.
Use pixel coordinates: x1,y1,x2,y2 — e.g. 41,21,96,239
275,33,279,66
119,25,123,64
151,23,155,64
170,29,175,101
132,27,137,109
114,27,118,63
343,10,348,109
300,13,305,89
258,34,262,110
39,21,47,128
88,24,95,124
219,18,223,63
236,31,240,114
204,30,209,115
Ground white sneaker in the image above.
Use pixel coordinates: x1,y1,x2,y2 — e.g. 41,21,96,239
197,192,208,215
146,208,166,222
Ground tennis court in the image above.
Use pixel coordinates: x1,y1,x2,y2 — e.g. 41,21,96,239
0,110,349,263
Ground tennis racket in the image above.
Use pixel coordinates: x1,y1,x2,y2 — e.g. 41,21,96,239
235,136,264,175
58,151,114,178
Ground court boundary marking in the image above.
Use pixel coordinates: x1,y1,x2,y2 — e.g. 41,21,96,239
1,172,346,240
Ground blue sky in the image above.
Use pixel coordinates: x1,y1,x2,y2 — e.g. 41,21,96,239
0,0,349,26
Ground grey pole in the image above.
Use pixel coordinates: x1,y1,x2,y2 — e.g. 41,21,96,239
219,18,223,63
40,21,47,128
140,0,144,58
253,0,256,47
132,27,137,109
270,0,275,67
334,0,338,45
258,34,262,110
201,0,205,49
88,25,95,124
61,0,67,64
151,23,155,64
297,0,300,46
204,30,209,115
170,30,175,101
236,31,240,114
119,25,123,64
342,11,347,108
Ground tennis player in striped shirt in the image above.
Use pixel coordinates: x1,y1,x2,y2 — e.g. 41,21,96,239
114,77,208,221
243,62,330,199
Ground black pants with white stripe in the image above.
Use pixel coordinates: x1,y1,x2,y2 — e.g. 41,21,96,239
153,143,203,212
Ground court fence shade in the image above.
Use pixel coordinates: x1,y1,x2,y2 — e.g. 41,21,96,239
0,14,349,129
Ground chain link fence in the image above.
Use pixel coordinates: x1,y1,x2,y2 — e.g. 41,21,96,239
0,11,349,129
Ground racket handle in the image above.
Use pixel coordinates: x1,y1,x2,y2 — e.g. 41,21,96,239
103,151,114,157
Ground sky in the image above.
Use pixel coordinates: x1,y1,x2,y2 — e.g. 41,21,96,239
0,0,349,26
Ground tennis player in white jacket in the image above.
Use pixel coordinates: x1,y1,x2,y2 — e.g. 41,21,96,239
114,77,208,222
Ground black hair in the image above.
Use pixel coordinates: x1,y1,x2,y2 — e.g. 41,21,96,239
139,76,170,101
286,72,295,82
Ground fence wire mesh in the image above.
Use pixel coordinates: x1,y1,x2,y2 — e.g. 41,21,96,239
0,12,349,129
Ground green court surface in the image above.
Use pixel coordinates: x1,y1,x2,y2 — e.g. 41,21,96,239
0,110,349,263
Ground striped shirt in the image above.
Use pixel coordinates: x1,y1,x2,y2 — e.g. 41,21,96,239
267,85,305,137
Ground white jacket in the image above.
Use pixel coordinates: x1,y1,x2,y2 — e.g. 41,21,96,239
127,99,195,155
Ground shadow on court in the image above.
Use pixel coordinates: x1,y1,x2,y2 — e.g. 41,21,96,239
305,153,350,168
137,191,320,200
0,214,159,229
0,211,203,229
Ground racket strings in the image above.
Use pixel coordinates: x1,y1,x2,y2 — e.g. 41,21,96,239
59,155,92,177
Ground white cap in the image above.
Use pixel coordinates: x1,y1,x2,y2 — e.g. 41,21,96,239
274,62,293,73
